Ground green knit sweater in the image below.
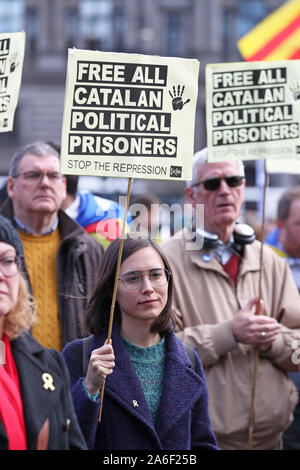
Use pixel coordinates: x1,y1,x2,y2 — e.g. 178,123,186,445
123,336,166,423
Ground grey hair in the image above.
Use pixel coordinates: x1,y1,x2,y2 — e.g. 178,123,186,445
186,147,245,187
9,141,60,177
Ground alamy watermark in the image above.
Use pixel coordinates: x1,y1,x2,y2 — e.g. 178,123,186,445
94,199,205,250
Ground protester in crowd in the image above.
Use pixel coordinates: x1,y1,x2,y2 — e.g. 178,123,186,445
265,185,300,450
129,193,162,243
0,215,86,450
162,147,300,450
1,141,104,350
266,186,300,291
61,174,132,249
62,235,218,450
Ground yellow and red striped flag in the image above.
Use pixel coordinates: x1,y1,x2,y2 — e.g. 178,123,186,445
237,0,300,61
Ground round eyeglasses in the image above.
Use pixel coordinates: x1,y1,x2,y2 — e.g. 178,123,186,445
119,268,170,290
0,255,22,278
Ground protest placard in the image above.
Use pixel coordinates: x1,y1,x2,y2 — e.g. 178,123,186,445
0,32,25,133
205,60,300,162
267,158,300,174
60,49,199,181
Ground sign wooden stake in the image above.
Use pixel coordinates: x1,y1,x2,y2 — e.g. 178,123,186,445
248,160,268,449
98,177,133,422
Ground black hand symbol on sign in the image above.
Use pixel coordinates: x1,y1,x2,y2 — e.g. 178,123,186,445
290,80,300,100
169,85,191,110
9,53,19,73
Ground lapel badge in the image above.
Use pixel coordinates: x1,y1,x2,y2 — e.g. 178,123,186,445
63,418,71,432
42,372,55,391
202,253,211,263
132,400,139,407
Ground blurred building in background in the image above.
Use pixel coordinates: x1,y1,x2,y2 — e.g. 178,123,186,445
0,0,297,216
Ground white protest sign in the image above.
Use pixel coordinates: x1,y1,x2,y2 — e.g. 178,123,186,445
266,158,300,174
60,49,199,181
0,32,25,133
206,60,300,162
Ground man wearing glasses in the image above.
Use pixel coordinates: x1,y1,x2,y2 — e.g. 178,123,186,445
162,147,300,450
1,141,103,351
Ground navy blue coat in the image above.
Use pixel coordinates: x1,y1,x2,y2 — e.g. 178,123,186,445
62,326,218,450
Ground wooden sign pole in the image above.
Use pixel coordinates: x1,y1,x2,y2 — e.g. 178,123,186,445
98,177,133,422
248,160,268,449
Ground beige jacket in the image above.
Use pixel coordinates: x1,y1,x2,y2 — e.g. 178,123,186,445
162,228,300,449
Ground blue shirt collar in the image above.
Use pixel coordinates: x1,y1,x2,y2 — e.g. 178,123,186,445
14,215,59,235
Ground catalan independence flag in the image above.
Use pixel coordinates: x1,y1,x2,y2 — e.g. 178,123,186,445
237,0,300,61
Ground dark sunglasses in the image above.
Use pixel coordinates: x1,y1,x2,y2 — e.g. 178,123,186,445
191,175,244,191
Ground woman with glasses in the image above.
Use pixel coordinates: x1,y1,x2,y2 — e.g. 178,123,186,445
0,215,86,450
62,235,217,450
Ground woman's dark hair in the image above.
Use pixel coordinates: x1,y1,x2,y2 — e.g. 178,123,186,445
85,235,174,335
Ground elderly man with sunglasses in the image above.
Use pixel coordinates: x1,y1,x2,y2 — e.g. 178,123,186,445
162,147,300,450
0,141,104,351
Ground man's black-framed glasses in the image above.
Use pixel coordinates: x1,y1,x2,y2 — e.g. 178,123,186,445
119,268,170,290
0,255,23,277
13,171,63,184
191,175,244,191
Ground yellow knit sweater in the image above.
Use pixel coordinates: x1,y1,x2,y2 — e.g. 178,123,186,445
19,229,61,351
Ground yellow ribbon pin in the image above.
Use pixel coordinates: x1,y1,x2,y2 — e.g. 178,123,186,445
42,373,55,391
